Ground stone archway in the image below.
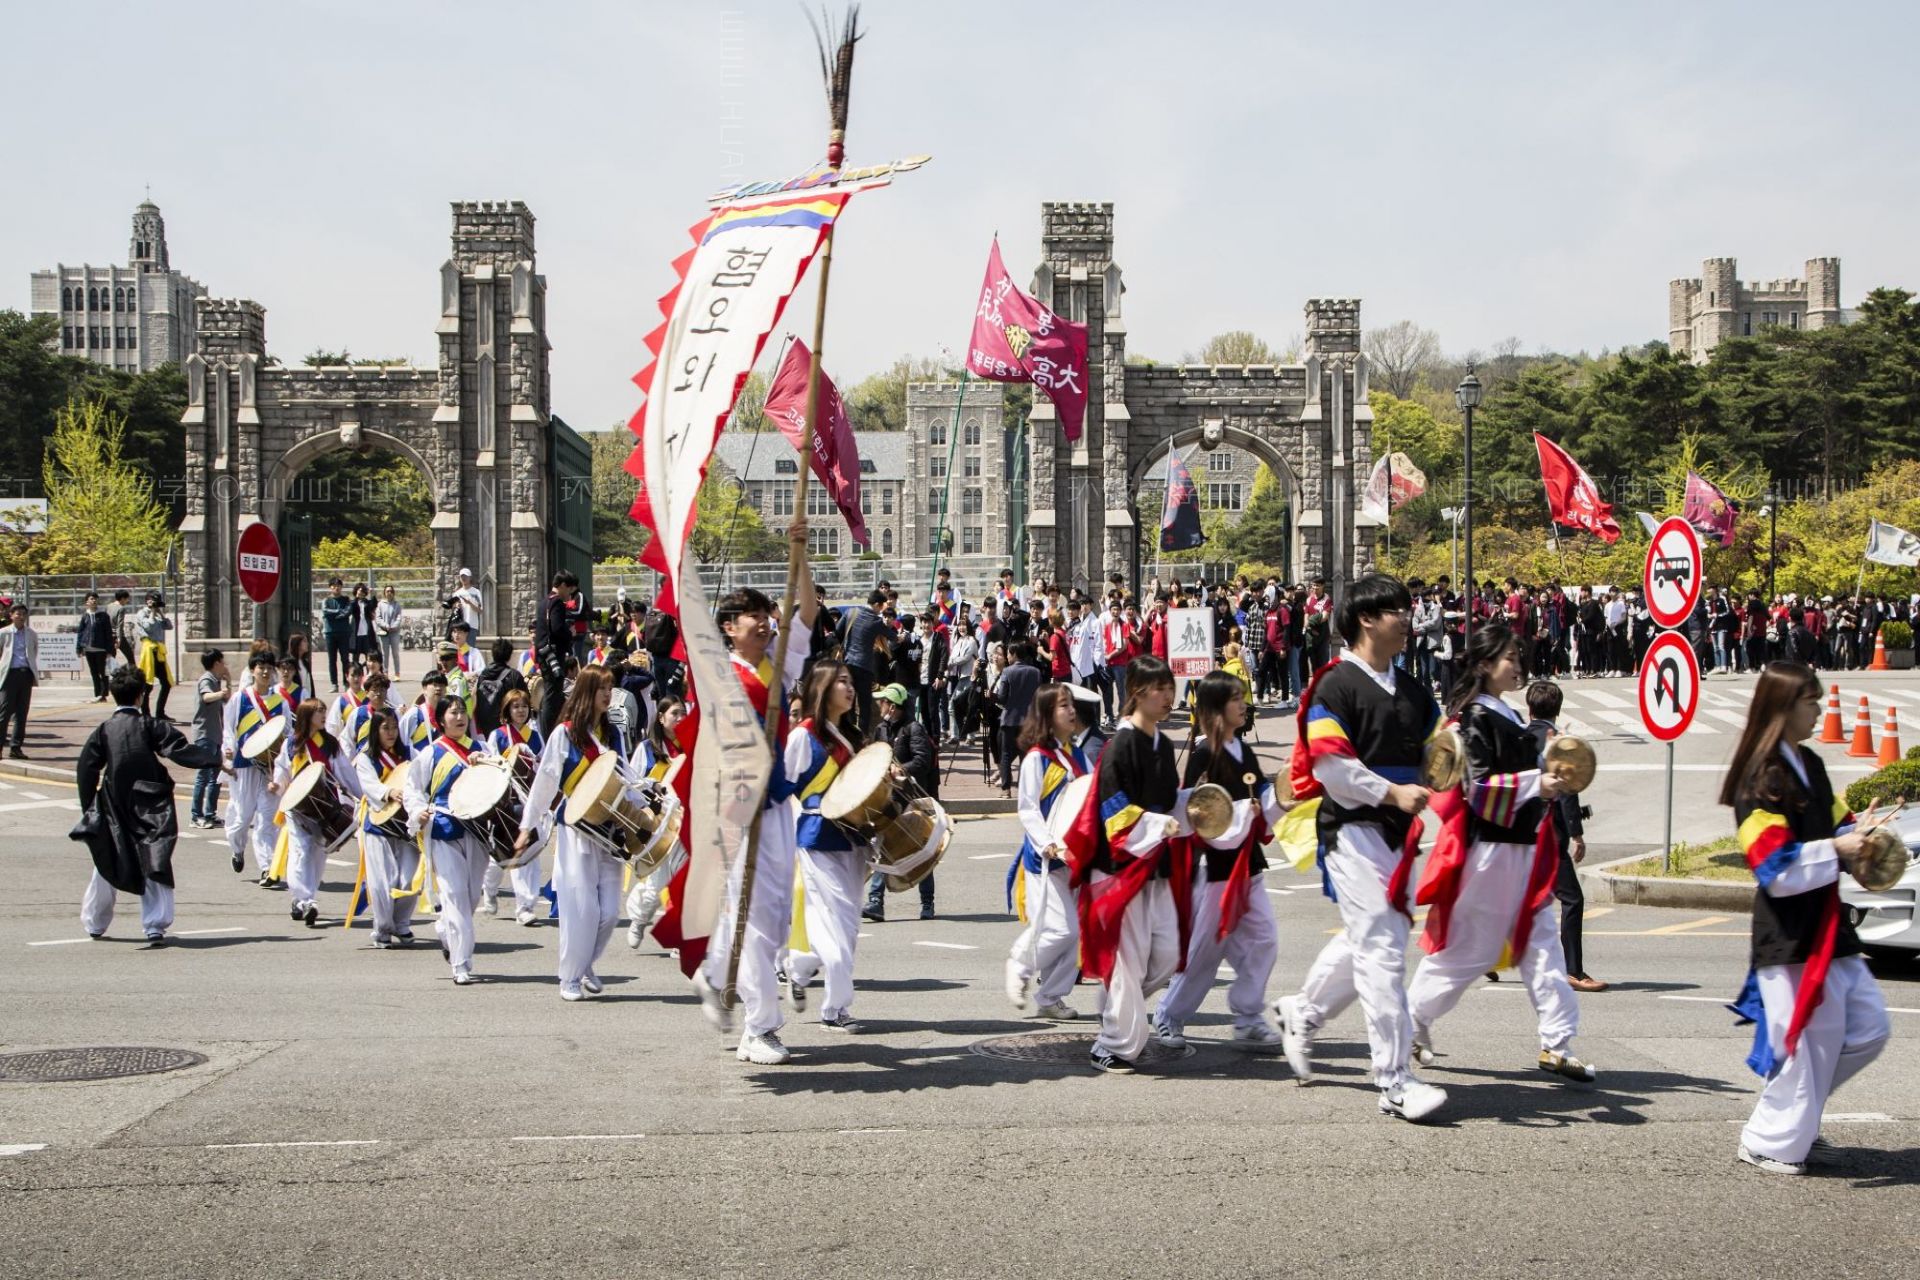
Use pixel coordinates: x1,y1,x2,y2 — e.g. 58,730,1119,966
1127,422,1302,585
1022,202,1377,601
176,201,576,645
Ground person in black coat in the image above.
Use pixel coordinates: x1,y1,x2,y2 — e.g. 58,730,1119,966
862,683,939,922
76,591,116,700
72,666,219,943
1526,681,1604,992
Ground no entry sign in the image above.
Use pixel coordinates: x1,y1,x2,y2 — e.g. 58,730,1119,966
1642,517,1703,630
237,522,282,604
1638,630,1700,742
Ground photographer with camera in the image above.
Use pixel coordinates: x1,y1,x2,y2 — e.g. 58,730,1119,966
445,568,483,641
533,570,578,734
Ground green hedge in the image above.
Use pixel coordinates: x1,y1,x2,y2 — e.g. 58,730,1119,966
1845,758,1920,812
1882,620,1913,649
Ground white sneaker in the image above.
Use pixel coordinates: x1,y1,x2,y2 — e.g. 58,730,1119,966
1034,1001,1078,1021
1276,995,1315,1082
1412,1022,1438,1067
1005,957,1032,1010
1378,1077,1447,1122
626,918,645,949
480,895,498,918
1150,1016,1186,1050
516,908,538,926
582,970,604,995
560,985,586,1002
780,968,808,1013
1232,1022,1285,1053
1737,1145,1805,1176
820,1010,861,1033
452,970,475,986
737,1030,792,1065
692,969,734,1036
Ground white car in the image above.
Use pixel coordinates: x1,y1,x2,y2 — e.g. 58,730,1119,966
1840,804,1920,954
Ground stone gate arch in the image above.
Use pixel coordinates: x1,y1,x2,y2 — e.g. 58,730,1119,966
1023,202,1378,600
1127,420,1303,583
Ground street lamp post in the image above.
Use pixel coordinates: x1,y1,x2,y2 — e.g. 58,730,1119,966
1766,492,1779,602
1455,366,1483,648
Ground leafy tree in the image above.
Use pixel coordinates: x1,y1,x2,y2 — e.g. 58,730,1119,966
843,353,945,433
1364,320,1441,398
0,312,70,495
298,448,431,553
1183,331,1284,366
688,467,781,564
25,397,175,574
1218,463,1292,566
315,533,411,568
589,428,646,559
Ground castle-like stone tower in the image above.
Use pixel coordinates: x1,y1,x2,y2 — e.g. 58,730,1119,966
1668,256,1843,362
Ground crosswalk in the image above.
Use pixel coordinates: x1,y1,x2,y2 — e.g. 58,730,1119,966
1548,677,1920,741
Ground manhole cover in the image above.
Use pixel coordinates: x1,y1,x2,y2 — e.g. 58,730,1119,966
0,1047,207,1083
970,1031,1194,1067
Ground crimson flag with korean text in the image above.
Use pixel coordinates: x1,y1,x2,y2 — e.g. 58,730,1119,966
1533,433,1621,544
763,337,869,549
966,238,1089,442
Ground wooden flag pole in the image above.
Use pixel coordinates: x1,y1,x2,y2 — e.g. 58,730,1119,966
723,4,862,1010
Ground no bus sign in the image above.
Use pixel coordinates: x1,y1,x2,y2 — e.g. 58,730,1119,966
1642,517,1703,630
237,522,282,604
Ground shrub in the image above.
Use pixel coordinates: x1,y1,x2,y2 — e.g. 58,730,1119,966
1845,758,1920,812
1881,620,1913,649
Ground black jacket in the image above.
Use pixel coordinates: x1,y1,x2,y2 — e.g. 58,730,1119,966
1526,718,1584,841
72,708,218,893
878,714,939,799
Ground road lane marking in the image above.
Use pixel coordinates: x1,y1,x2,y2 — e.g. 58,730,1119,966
0,798,78,813
838,1128,908,1134
1705,710,1750,728
1659,995,1727,1003
967,854,1005,861
175,927,245,937
0,1144,48,1157
1588,930,1746,937
1579,691,1633,710
1823,1112,1896,1122
27,937,95,947
1643,915,1734,935
914,941,977,950
207,1140,380,1150
1597,763,1873,773
1584,906,1615,919
1266,887,1292,895
511,1133,647,1143
326,859,352,868
19,790,47,800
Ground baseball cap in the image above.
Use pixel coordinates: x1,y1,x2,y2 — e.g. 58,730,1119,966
876,683,911,706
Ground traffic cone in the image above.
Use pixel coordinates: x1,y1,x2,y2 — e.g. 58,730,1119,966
1819,684,1846,744
1871,629,1890,671
1848,697,1877,758
1878,705,1903,767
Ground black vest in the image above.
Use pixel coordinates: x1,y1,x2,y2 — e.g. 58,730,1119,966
1457,699,1547,844
1737,748,1861,968
1311,661,1437,851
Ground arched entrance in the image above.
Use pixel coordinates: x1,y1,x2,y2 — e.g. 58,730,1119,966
1128,424,1301,587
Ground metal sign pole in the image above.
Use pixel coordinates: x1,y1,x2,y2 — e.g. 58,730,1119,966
1663,739,1675,874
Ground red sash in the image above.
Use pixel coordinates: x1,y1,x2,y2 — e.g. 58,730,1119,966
1418,789,1560,957
436,734,473,763
798,718,853,769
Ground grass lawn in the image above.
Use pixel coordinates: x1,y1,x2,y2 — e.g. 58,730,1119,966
1613,835,1751,881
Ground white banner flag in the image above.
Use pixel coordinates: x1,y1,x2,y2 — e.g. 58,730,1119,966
1866,518,1920,567
629,190,850,576
1360,451,1427,524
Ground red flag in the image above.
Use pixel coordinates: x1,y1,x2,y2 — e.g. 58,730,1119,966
966,238,1089,442
762,338,869,549
1682,471,1738,549
1533,434,1621,544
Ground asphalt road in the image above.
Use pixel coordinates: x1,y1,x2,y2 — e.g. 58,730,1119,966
3,754,1918,1280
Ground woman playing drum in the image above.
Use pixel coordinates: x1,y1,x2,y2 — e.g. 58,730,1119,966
513,667,632,1002
788,661,867,1032
352,707,417,949
404,695,487,985
625,695,687,949
274,698,362,928
483,688,547,926
1004,685,1090,1021
1152,670,1290,1052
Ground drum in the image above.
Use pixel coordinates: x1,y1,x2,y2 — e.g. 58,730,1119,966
449,761,534,867
240,716,287,762
498,740,538,789
872,797,952,893
818,743,899,831
278,762,355,852
565,752,682,873
1045,774,1094,848
364,764,411,841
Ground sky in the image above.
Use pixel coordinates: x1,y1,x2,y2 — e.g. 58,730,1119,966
6,1,1917,434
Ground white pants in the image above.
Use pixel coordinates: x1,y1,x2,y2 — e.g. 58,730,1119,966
1296,824,1415,1089
482,847,544,911
1741,955,1891,1163
1093,875,1182,1060
625,849,682,928
1009,863,1079,1007
798,845,866,1019
1158,866,1279,1031
431,834,487,977
555,826,624,992
285,815,330,914
360,832,419,942
703,807,795,1037
225,766,275,873
80,870,173,938
1407,839,1578,1052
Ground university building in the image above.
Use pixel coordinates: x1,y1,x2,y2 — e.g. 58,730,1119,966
1667,256,1845,362
29,199,207,373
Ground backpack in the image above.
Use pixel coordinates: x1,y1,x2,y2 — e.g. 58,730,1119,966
472,666,514,735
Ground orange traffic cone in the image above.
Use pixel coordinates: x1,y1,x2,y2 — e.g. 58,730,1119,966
1871,629,1890,671
1819,684,1846,743
1848,698,1877,758
1878,705,1903,767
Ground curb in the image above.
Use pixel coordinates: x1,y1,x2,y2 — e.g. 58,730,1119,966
1577,850,1754,914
